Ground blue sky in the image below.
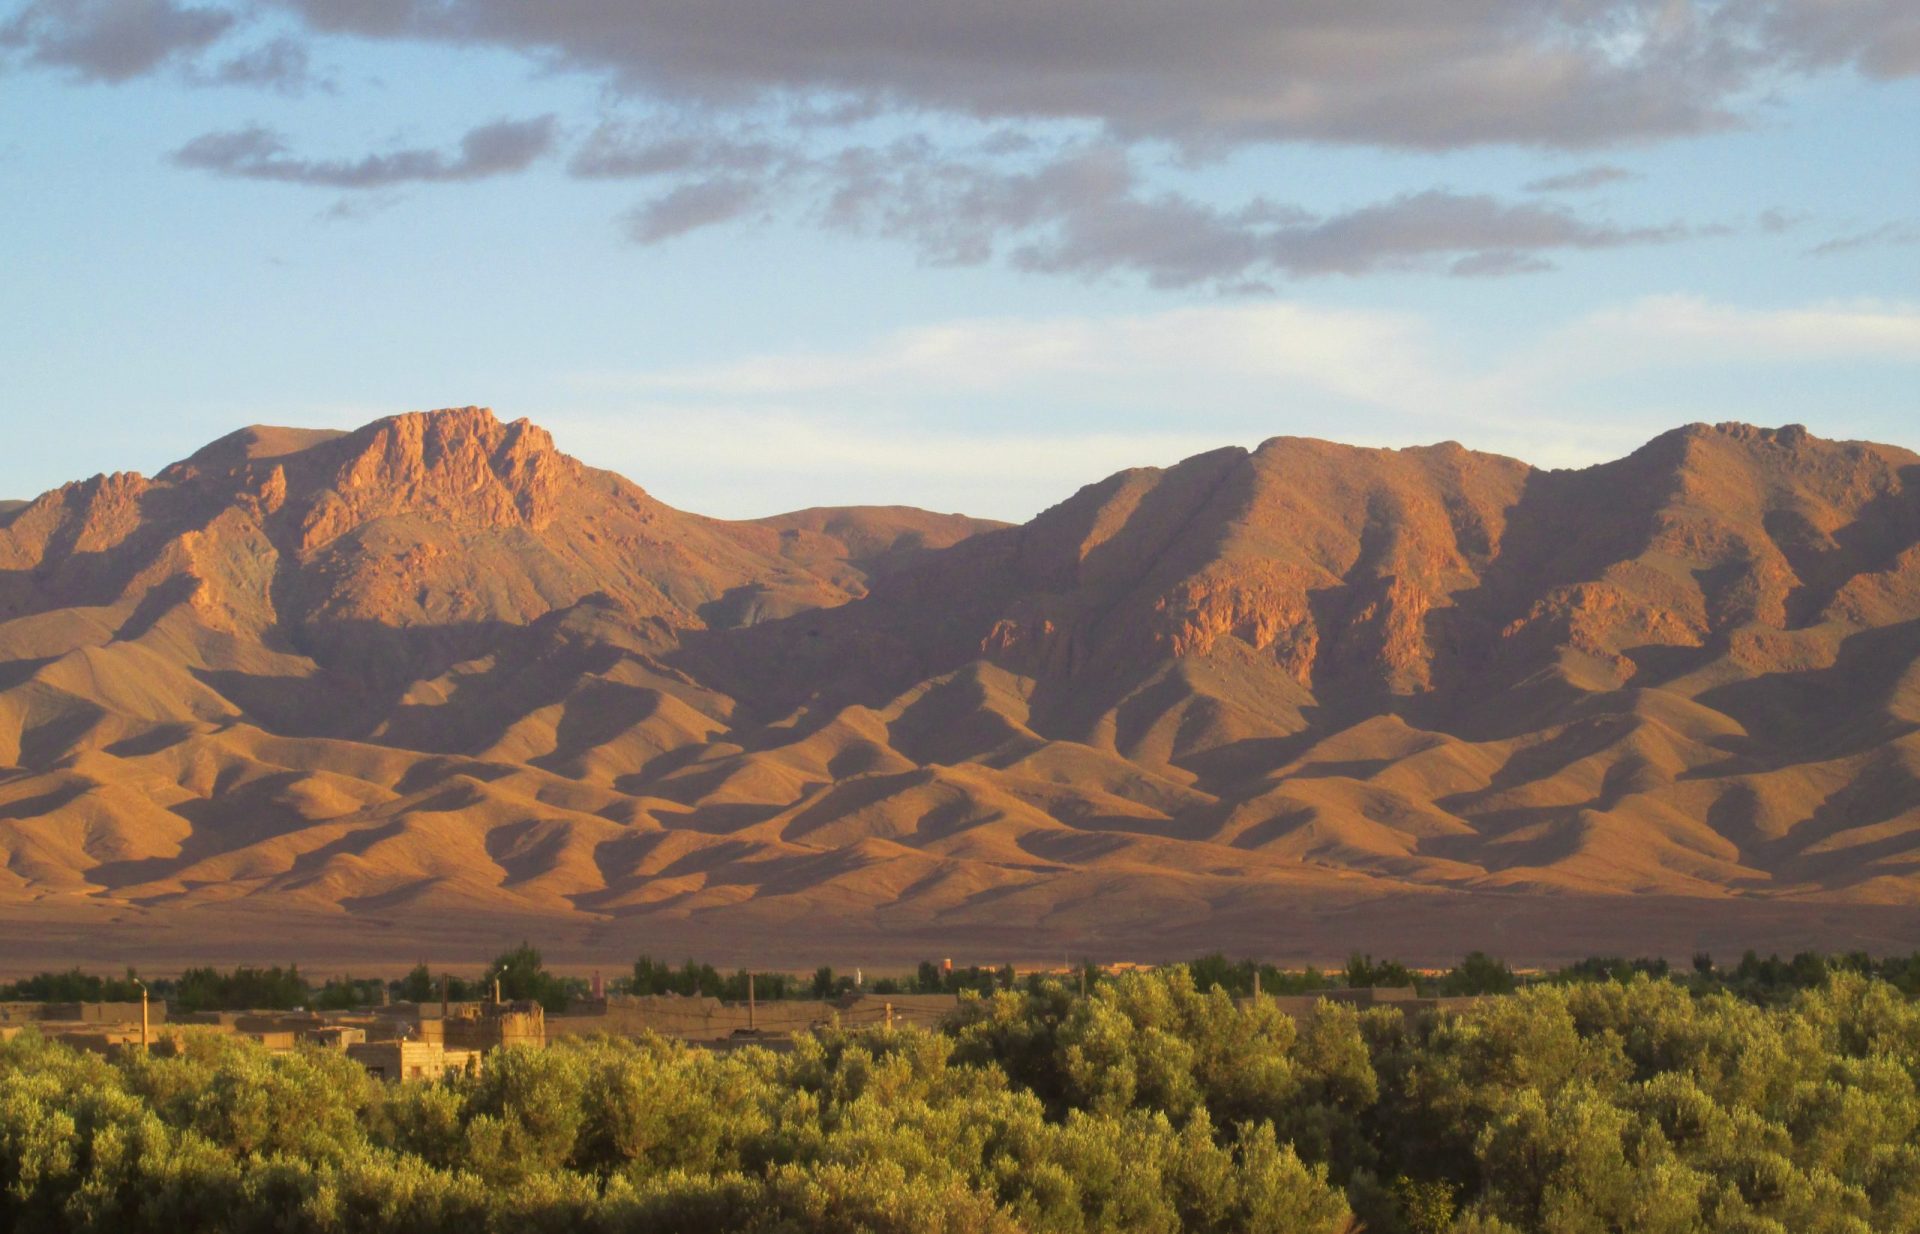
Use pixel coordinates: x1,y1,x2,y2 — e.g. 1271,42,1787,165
3,1,1918,520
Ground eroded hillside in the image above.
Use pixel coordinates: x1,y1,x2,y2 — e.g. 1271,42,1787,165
4,409,1919,960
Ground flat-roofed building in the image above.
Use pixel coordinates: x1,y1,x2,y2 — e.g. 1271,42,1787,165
1,1001,165,1026
305,1025,367,1050
445,1000,544,1051
348,1039,478,1083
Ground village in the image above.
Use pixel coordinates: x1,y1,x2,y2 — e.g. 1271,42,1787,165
0,968,1478,1082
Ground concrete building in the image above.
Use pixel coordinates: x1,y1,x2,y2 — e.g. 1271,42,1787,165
347,1039,478,1082
304,1025,367,1050
547,992,960,1044
444,1000,544,1051
1,1001,164,1026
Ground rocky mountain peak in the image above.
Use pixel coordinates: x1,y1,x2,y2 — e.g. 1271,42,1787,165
296,407,578,550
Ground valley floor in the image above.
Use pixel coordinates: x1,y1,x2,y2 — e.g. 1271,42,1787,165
6,890,1919,978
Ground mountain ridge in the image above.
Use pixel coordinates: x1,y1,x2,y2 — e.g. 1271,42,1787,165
4,407,1920,964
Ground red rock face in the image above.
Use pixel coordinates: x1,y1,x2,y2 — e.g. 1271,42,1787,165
3,409,1920,958
297,409,572,549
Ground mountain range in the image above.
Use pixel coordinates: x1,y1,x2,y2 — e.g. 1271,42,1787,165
5,408,1920,969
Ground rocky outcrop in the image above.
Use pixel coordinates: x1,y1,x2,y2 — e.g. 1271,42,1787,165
296,409,576,549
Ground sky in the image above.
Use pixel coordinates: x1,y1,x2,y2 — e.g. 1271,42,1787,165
3,1,1918,522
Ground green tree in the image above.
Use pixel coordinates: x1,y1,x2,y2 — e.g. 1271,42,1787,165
1345,954,1416,989
395,963,436,1004
1443,952,1518,997
172,964,309,1012
491,942,571,1012
0,967,147,1003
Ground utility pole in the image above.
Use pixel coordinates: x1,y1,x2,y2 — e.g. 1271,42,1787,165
747,972,756,1032
132,978,148,1053
1253,968,1262,1000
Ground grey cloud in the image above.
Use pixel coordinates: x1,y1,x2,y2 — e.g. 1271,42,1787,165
1265,190,1686,277
1449,250,1556,278
1008,192,1286,287
1525,165,1639,193
812,140,1317,282
819,142,1146,268
318,191,400,222
457,115,557,174
599,135,1689,287
1759,208,1811,233
835,146,1684,284
170,115,557,187
277,0,1763,151
624,177,763,243
2,0,235,82
199,36,323,93
1807,221,1920,257
570,127,785,180
1760,0,1920,78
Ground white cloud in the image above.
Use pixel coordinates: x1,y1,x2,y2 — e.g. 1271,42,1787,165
543,407,1247,521
1489,295,1920,396
1579,295,1920,361
547,296,1920,519
556,409,1229,481
574,303,1453,412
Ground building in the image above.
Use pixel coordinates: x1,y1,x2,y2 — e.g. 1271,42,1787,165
444,1000,544,1051
347,1039,478,1082
304,1025,367,1050
0,1001,163,1026
547,992,961,1044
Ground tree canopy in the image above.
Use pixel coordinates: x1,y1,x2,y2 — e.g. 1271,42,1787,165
6,960,1920,1232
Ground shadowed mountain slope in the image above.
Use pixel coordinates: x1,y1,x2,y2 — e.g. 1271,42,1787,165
4,409,1920,961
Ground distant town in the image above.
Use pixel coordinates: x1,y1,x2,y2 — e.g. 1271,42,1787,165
4,945,1901,1084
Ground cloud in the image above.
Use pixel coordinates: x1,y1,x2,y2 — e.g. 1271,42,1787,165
575,305,1520,492
623,177,764,242
2,0,235,82
607,303,1441,408
196,35,324,93
317,191,400,222
170,115,557,187
619,301,1692,448
1806,221,1920,257
1449,250,1556,278
570,127,784,179
572,413,1234,485
276,0,1770,151
565,295,1920,517
1261,189,1686,278
1759,0,1920,79
1581,295,1920,359
1525,165,1640,193
1759,208,1810,233
594,135,1689,286
813,142,1283,284
547,408,1254,521
1504,296,1920,387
